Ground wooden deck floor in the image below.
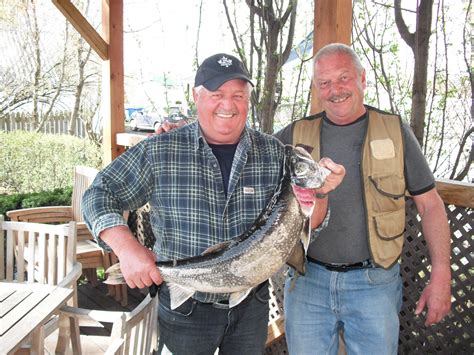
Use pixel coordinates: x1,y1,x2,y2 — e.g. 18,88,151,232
77,282,145,313
44,281,146,354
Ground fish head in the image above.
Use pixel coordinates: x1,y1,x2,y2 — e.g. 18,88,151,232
285,145,330,189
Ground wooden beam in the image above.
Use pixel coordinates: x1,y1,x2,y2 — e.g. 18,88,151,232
436,179,474,208
52,0,108,60
101,0,125,165
310,0,353,114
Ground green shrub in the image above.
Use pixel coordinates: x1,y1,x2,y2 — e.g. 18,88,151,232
21,187,73,208
0,193,24,217
0,131,102,194
0,187,73,218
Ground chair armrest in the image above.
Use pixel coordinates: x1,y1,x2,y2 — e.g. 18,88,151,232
105,338,125,355
7,206,73,223
57,305,125,354
58,262,82,288
60,305,124,325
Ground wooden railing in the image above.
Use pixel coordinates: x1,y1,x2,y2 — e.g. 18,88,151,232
435,179,474,208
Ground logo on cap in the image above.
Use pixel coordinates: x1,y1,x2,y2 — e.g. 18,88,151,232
217,56,233,68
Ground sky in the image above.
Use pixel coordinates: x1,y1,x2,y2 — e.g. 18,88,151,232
122,0,241,109
124,1,235,78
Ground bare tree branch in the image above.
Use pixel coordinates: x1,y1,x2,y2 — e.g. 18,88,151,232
394,0,415,49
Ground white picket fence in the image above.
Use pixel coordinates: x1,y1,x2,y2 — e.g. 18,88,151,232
0,112,87,138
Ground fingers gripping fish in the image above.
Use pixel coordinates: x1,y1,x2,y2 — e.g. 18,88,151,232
105,145,330,309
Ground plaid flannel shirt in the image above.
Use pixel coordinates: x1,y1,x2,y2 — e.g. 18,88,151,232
82,122,285,302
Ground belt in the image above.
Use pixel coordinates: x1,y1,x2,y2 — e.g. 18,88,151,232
201,281,269,309
307,256,373,272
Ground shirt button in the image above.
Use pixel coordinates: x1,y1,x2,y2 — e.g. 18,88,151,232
213,163,217,168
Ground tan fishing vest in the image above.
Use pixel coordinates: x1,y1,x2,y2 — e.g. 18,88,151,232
292,108,406,269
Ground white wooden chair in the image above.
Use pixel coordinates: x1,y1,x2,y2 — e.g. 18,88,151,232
6,165,128,306
0,218,82,352
57,294,159,354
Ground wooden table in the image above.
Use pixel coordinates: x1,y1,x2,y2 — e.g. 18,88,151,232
0,282,73,355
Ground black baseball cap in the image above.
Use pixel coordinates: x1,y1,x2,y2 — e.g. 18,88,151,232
194,53,254,91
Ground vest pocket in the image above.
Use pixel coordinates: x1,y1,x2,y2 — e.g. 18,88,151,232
369,174,405,212
373,209,405,240
369,174,405,198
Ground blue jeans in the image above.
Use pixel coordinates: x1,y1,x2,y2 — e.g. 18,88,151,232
284,262,402,355
157,283,270,355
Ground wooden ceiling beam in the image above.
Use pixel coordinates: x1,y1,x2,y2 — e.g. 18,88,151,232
52,0,109,60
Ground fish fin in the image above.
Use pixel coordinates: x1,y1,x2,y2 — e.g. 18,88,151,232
104,263,126,284
201,240,232,255
302,217,311,254
105,262,121,274
167,282,195,310
286,241,306,275
104,275,126,285
299,202,315,218
229,289,253,308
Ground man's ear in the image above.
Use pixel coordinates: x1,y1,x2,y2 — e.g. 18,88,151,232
361,69,367,90
192,87,198,103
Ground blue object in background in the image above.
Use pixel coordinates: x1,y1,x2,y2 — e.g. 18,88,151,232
125,107,144,122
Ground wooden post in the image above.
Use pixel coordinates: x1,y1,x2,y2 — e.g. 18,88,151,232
102,0,125,165
310,0,353,114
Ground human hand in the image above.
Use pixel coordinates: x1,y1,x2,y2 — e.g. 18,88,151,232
154,119,187,134
292,158,345,213
117,242,163,289
415,278,451,326
100,226,162,289
315,157,345,195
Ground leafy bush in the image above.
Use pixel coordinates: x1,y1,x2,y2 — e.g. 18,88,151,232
0,187,73,218
0,131,102,194
0,193,24,217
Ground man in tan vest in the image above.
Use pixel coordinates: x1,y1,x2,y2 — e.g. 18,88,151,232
275,43,451,355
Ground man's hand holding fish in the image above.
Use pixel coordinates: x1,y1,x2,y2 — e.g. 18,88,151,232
291,156,345,220
100,225,161,289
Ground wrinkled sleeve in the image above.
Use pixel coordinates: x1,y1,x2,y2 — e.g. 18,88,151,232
310,207,330,242
82,142,154,249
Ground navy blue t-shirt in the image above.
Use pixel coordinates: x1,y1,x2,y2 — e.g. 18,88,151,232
209,143,238,197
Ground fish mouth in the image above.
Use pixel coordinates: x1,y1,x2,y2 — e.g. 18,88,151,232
286,145,329,189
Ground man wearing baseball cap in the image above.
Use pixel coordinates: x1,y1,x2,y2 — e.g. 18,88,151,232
83,53,344,354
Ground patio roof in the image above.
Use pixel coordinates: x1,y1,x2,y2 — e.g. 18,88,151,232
52,0,352,163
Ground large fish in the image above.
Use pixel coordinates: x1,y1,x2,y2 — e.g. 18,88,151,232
105,145,329,309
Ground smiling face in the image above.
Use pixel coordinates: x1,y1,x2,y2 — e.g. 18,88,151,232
314,52,367,125
193,79,250,144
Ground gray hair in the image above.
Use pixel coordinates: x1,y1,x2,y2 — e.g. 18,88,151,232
313,43,364,74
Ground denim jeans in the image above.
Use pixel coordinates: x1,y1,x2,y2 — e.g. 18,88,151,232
157,283,270,355
284,262,402,355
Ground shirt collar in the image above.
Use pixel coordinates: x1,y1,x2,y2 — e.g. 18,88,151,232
191,121,250,151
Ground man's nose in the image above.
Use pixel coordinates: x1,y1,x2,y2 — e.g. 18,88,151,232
330,81,345,93
219,97,235,110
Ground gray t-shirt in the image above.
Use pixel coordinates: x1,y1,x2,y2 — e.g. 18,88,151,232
275,111,435,263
